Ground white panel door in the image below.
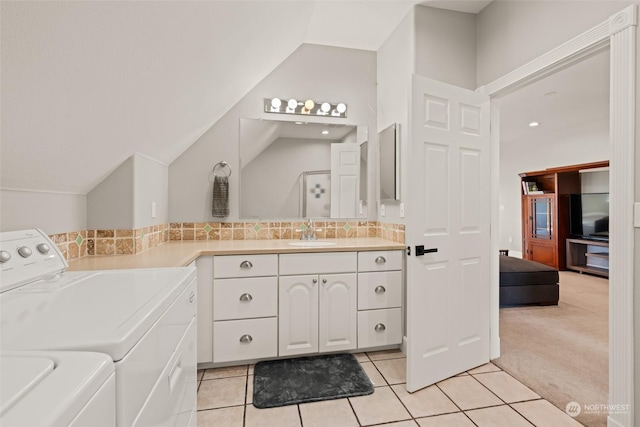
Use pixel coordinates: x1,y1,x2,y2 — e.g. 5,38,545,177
330,143,359,218
278,275,319,356
406,75,491,392
318,273,357,352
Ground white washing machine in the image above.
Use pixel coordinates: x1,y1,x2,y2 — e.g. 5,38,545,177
1,350,115,427
0,229,198,427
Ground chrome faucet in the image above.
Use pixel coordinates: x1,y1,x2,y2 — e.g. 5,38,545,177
301,218,317,240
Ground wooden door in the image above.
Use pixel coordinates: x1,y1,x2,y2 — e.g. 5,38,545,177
406,75,491,392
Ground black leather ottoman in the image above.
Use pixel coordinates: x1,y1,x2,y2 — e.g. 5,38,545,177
499,256,559,306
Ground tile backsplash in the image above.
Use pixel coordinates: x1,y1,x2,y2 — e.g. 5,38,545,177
51,221,404,262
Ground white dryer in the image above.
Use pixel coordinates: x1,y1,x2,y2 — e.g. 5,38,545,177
0,229,198,427
1,351,115,427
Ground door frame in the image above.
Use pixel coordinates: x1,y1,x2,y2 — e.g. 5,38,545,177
477,5,636,427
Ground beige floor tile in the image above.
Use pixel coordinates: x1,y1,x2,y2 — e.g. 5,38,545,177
349,386,411,426
197,376,247,410
465,405,534,427
437,376,502,410
367,349,406,361
245,404,301,427
392,384,459,418
378,421,419,427
374,357,406,385
299,398,359,427
456,372,469,377
360,361,387,387
511,399,584,427
197,406,244,427
247,375,254,404
203,365,248,380
249,364,255,375
354,352,370,363
473,371,539,403
416,412,476,427
467,362,501,375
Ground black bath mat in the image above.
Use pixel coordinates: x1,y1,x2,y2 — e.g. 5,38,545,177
253,353,374,408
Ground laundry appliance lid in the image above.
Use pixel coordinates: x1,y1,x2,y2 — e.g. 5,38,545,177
0,351,114,426
0,267,196,361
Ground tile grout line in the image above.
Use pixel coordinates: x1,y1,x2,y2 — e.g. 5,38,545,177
432,381,480,427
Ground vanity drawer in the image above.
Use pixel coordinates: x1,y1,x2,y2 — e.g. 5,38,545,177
213,318,277,363
358,251,403,272
279,252,357,275
213,277,277,321
357,308,402,348
214,254,278,278
358,271,402,310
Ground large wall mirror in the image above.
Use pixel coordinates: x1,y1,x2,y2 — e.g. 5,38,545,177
379,123,400,201
240,119,368,219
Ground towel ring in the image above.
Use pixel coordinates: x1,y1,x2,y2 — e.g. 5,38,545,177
212,161,232,177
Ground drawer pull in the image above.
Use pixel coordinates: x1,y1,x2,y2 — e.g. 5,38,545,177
322,278,327,284
374,285,386,294
312,278,318,284
240,260,253,269
239,293,253,302
374,323,386,332
188,292,195,303
375,256,386,264
239,334,253,343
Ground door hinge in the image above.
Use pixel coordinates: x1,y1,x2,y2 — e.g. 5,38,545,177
407,246,411,256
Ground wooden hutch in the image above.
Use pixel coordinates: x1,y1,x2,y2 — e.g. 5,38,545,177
519,161,609,271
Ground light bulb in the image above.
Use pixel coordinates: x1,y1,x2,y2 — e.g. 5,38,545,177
271,98,281,110
336,103,346,113
321,102,330,113
304,99,315,110
287,99,298,110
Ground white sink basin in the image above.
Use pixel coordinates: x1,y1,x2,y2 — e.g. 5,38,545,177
288,241,337,247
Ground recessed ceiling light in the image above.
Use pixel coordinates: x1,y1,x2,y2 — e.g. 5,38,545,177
529,121,540,127
321,130,329,135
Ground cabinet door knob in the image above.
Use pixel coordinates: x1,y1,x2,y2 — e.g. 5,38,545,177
312,278,318,284
322,278,327,284
240,260,253,269
239,334,253,343
239,293,253,302
374,323,386,332
374,285,386,294
375,256,386,264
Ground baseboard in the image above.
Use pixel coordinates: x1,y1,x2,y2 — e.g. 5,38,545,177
401,336,408,355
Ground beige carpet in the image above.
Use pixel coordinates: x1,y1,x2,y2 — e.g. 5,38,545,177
494,271,608,427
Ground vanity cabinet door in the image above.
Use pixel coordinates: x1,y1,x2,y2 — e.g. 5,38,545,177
319,273,357,353
278,275,319,356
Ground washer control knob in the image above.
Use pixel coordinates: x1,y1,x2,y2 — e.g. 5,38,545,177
17,246,32,258
36,243,51,254
0,250,11,263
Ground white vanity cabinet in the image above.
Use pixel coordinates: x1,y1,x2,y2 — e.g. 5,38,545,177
212,255,278,363
278,252,358,357
357,250,403,348
195,256,213,364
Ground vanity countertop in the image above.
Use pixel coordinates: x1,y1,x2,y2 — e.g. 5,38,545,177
67,238,405,271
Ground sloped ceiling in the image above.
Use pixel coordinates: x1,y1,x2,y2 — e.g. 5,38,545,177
1,0,432,195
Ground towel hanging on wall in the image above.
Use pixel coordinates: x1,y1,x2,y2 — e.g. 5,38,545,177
212,175,229,217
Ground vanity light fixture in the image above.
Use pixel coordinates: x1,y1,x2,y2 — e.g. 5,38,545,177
264,98,347,118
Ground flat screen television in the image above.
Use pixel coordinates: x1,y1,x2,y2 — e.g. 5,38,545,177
569,193,609,241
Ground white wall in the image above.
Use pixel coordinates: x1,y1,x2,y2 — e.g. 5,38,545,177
240,138,331,218
133,153,169,228
377,9,414,224
86,152,168,230
168,44,377,223
414,5,477,91
499,118,609,253
0,189,86,234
